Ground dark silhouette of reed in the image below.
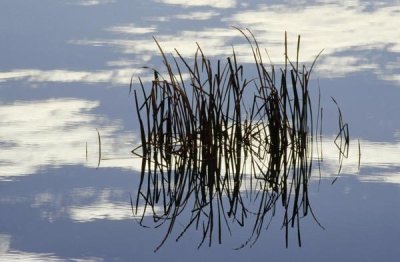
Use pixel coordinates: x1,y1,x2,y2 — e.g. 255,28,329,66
131,29,348,251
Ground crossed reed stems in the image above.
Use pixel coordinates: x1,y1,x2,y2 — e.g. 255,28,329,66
131,29,349,251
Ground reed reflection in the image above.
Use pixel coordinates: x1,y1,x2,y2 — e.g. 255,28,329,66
132,30,349,251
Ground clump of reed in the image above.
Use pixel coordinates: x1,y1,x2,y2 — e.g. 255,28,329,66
131,29,347,251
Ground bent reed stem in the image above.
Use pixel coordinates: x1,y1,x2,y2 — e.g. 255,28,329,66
132,29,348,251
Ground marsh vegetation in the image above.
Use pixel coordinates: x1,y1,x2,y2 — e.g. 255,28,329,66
131,29,349,251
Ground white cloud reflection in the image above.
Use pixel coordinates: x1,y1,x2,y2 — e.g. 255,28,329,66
224,1,400,80
0,98,398,185
26,188,159,223
67,199,159,223
64,0,400,85
0,99,137,181
0,68,146,85
106,24,156,35
2,1,398,86
70,0,116,6
154,0,236,8
0,234,100,262
174,11,220,20
67,201,133,222
1,1,399,185
311,137,400,184
100,136,400,185
67,188,134,222
70,29,238,60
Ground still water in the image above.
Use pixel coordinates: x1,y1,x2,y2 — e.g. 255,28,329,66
1,0,400,261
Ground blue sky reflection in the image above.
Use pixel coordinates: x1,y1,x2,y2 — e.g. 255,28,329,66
0,0,399,260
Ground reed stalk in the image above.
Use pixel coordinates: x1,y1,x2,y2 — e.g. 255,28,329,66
132,29,349,251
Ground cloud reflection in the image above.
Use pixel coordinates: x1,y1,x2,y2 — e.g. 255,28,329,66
69,0,116,6
67,188,135,222
224,1,400,80
106,24,156,35
124,137,400,186
154,0,236,8
27,188,160,223
0,99,136,181
2,1,398,86
1,98,397,184
0,68,146,85
174,11,220,20
70,29,238,60
67,199,159,223
0,234,100,262
319,138,400,184
68,202,132,222
65,0,400,85
121,137,400,185
1,1,399,184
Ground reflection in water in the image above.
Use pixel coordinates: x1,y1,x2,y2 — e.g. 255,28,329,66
2,2,398,87
29,188,135,223
0,234,100,262
67,188,159,223
106,24,157,35
68,201,158,223
98,137,400,184
0,96,395,186
69,0,116,6
63,1,399,85
154,0,237,9
173,11,220,20
226,1,400,80
0,99,134,180
321,139,400,184
0,0,399,260
0,68,146,85
131,31,349,250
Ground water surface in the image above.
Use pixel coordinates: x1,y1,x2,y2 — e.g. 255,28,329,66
1,0,400,261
